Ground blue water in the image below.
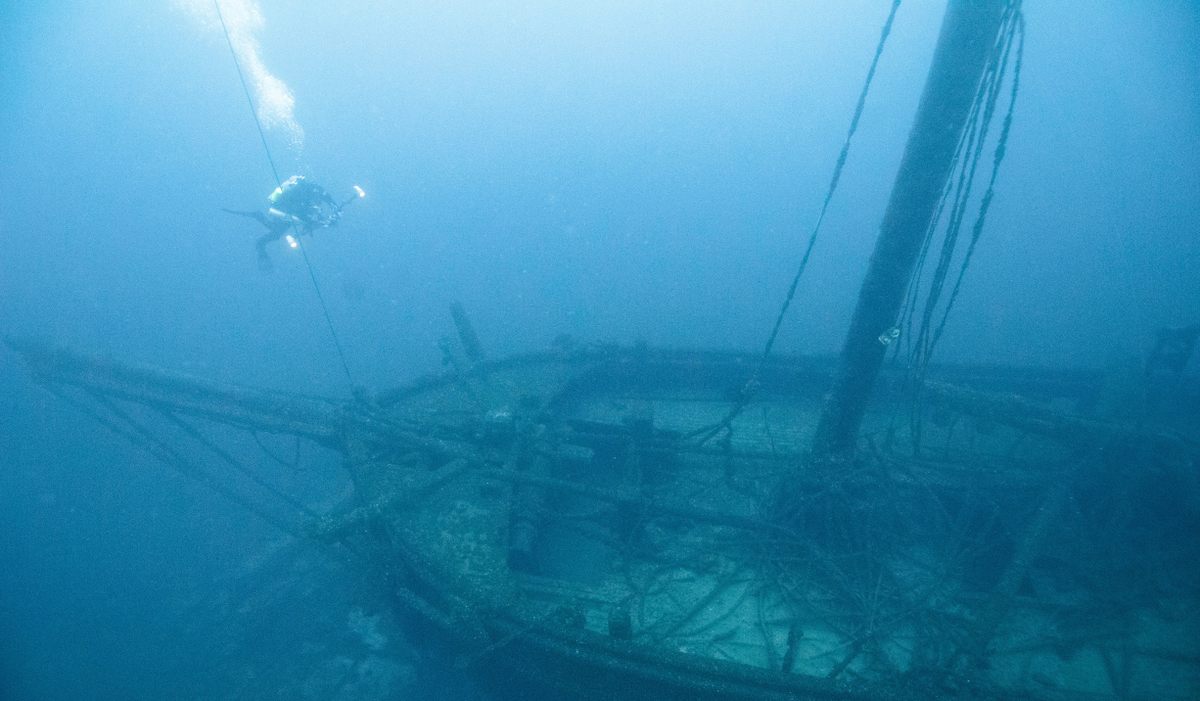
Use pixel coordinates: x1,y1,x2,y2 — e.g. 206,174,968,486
1,1,1197,698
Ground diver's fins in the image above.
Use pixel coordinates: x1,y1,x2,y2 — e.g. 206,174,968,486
222,208,271,227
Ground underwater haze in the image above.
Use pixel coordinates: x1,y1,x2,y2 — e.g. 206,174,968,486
1,1,1198,699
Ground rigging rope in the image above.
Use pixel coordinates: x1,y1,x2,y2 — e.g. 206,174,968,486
927,12,1024,352
689,0,904,444
884,1,1024,451
49,385,305,539
213,0,355,389
155,408,319,519
905,3,1024,375
251,430,302,470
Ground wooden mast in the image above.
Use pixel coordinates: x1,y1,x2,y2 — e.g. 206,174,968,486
811,0,1011,459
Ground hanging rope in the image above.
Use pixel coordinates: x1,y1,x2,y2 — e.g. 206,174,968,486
214,0,281,185
49,385,306,539
251,430,302,470
213,0,356,389
910,8,1020,367
296,238,356,386
54,384,365,559
883,2,1024,452
154,408,319,519
689,0,904,444
928,12,1024,352
907,3,1024,375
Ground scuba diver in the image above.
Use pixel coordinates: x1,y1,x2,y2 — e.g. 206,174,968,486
224,175,364,270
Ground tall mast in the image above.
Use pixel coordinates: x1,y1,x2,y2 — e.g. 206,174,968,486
811,0,1011,459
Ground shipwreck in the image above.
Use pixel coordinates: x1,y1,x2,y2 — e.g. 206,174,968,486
9,1,1199,699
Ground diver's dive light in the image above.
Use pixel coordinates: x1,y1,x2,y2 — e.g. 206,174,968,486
285,234,299,249
339,185,367,210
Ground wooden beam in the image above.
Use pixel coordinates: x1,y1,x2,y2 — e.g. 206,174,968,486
8,337,344,446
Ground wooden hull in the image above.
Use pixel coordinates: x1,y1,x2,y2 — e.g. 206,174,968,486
12,340,1200,700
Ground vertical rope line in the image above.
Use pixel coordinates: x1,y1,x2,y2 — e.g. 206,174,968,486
875,2,1022,450
298,238,355,386
929,11,1024,351
911,1,1020,369
213,0,280,185
756,0,904,365
213,0,355,389
902,3,1024,453
687,0,904,443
